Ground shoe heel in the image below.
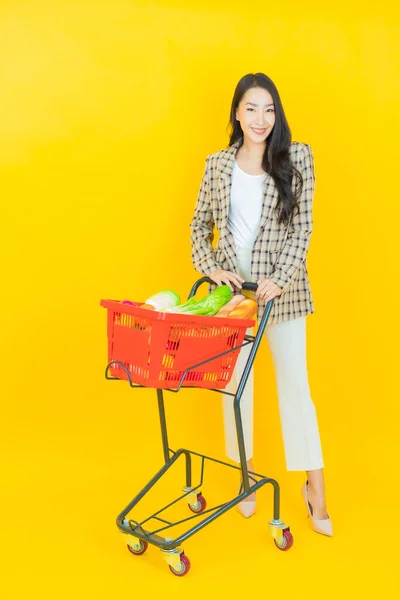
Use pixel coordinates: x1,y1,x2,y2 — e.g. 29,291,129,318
301,481,333,537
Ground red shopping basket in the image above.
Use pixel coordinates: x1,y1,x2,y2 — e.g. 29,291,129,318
100,300,255,389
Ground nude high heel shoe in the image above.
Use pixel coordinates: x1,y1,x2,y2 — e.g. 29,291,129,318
302,481,333,537
238,496,256,518
238,476,256,518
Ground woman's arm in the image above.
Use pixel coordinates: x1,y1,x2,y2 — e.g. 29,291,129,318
269,143,315,292
190,155,222,275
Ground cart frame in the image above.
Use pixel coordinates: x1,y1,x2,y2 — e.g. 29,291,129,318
104,277,293,573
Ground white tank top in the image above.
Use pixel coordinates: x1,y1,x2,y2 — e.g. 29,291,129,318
228,160,266,249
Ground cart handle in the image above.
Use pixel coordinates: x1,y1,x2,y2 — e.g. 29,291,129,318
188,277,258,298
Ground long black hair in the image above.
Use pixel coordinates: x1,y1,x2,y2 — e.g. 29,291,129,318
228,72,303,225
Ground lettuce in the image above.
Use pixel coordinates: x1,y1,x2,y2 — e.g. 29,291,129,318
165,286,232,316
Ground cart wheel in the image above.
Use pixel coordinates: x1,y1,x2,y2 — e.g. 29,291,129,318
274,529,294,551
188,494,207,514
127,540,148,556
169,553,191,576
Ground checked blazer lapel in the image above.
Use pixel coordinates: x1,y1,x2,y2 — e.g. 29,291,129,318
259,173,278,229
217,141,237,236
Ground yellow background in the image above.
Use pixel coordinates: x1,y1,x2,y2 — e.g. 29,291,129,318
1,0,399,597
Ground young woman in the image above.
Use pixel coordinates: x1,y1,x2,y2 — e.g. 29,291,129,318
190,72,332,536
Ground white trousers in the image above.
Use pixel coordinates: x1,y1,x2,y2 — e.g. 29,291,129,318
223,247,324,471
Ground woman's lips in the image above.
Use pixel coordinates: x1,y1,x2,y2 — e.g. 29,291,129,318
252,128,267,135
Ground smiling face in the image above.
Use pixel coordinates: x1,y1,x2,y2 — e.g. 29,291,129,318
235,86,276,145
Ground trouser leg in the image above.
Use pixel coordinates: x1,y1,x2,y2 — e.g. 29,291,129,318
265,317,324,471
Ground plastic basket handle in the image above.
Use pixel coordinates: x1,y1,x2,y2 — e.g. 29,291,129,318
241,282,258,292
188,277,258,298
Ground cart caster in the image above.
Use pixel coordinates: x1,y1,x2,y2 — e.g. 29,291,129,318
169,553,191,576
188,493,207,514
269,519,294,551
127,539,148,556
274,529,294,551
161,544,191,576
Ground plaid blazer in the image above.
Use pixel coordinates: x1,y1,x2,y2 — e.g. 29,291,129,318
190,139,315,325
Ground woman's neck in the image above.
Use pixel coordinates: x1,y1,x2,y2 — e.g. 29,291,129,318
240,137,267,158
235,138,267,175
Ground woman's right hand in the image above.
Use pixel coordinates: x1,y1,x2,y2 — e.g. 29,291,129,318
208,269,245,291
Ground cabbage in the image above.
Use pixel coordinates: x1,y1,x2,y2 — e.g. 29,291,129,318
145,290,181,310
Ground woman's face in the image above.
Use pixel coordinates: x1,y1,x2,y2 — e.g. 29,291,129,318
235,87,275,145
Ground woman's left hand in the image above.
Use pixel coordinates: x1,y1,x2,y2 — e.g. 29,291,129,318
255,279,283,302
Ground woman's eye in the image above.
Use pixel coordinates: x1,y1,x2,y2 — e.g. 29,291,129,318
246,108,274,112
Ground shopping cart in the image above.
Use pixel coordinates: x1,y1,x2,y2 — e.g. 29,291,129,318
101,277,293,576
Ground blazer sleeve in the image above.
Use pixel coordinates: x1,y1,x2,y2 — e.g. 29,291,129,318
269,143,315,292
190,155,222,275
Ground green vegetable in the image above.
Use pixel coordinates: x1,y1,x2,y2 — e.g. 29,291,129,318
145,289,181,310
165,285,232,316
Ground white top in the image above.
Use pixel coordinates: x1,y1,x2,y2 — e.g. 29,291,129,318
228,160,266,249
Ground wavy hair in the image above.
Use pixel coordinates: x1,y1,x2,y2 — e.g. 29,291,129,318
228,72,303,225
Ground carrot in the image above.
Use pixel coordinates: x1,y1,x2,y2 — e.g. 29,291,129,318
139,303,155,311
215,294,246,317
228,298,258,319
